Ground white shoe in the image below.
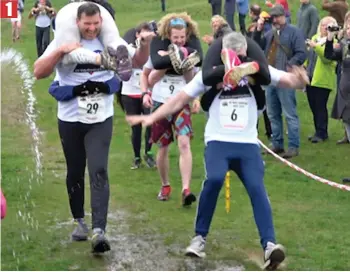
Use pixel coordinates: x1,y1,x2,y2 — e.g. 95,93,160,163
263,241,285,270
185,235,206,258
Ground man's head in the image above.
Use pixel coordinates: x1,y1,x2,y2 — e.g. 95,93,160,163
222,32,247,56
135,22,153,38
76,2,102,40
249,4,261,20
269,4,286,29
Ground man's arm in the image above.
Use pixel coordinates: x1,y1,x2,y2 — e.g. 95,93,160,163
34,42,81,79
49,76,121,101
149,35,172,70
130,32,155,68
202,37,226,86
324,39,342,61
322,0,337,11
308,7,320,39
288,29,307,67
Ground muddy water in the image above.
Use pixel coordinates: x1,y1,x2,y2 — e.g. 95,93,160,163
105,211,245,271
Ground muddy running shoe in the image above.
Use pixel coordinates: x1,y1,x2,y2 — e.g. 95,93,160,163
223,62,260,89
182,189,196,206
100,47,118,72
130,157,141,170
157,185,171,201
263,242,285,271
101,45,132,81
144,153,156,168
180,51,201,72
91,228,111,254
185,235,206,258
168,44,184,74
71,218,89,241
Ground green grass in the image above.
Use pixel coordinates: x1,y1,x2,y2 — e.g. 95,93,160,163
1,0,350,270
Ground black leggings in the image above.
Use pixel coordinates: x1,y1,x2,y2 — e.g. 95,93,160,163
121,95,152,158
58,117,113,231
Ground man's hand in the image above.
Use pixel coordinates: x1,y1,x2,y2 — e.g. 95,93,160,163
158,50,169,56
139,31,156,45
202,35,214,44
306,39,317,48
126,115,154,127
191,99,201,114
257,17,265,32
59,43,82,54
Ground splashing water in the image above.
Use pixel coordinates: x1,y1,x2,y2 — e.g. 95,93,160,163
1,48,42,270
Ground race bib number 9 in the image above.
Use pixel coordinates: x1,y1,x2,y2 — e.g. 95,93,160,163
78,94,106,124
160,76,185,100
219,98,249,130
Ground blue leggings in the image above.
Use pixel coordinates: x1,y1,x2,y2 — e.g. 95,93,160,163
195,141,276,249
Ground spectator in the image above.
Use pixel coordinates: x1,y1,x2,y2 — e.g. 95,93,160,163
28,0,55,57
322,0,349,27
237,0,249,35
161,0,165,12
325,12,350,145
209,0,222,16
266,0,291,23
0,189,6,220
305,16,338,143
202,15,232,45
297,0,320,39
10,0,24,42
253,4,307,158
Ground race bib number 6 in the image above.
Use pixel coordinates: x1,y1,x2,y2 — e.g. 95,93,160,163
78,94,105,124
219,98,249,130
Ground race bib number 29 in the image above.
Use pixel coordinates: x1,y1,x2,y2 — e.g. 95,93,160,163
78,94,105,124
219,98,249,131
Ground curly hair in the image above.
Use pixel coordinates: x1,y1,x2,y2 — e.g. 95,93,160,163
157,12,199,40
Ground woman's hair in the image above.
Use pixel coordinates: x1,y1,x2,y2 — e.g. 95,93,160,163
317,16,337,36
211,15,228,27
157,12,199,40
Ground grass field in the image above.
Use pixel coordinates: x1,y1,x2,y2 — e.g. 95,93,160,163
1,0,350,270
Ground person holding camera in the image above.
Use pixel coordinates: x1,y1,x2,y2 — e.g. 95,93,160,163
29,0,55,57
253,4,307,158
324,17,350,144
304,16,338,143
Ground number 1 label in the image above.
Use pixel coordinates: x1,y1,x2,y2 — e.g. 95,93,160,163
0,0,18,18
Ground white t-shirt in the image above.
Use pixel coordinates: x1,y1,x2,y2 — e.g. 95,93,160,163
183,71,259,146
35,4,51,28
121,69,142,96
144,56,188,103
41,38,115,124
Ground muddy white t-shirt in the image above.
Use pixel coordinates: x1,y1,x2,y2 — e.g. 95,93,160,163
41,38,114,124
183,71,259,145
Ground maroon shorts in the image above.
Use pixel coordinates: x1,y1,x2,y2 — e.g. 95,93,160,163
151,102,193,147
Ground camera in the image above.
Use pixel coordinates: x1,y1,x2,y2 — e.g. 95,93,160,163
264,16,273,24
327,25,341,32
148,20,158,33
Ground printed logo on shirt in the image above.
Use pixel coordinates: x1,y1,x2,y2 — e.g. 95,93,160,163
73,50,105,74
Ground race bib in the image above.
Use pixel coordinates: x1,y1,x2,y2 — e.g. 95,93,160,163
159,76,186,100
131,69,141,88
219,97,249,130
77,93,106,124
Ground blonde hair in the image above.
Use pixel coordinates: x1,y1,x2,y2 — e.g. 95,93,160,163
157,12,199,40
211,15,228,27
317,16,337,37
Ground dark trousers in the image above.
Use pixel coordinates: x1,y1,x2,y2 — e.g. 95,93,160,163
58,117,113,231
121,95,152,158
306,85,331,139
160,0,165,11
35,26,50,57
226,13,235,30
211,2,222,16
238,13,246,35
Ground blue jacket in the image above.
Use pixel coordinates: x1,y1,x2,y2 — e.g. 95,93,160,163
49,76,120,101
236,0,248,15
254,24,307,71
